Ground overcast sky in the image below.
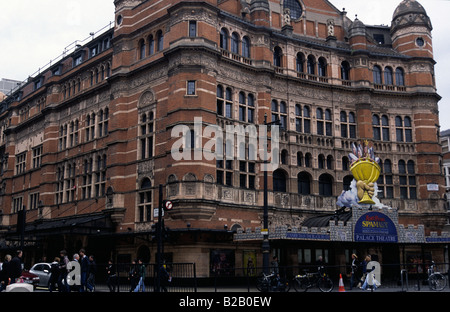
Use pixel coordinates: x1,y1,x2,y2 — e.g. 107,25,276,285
1,0,449,130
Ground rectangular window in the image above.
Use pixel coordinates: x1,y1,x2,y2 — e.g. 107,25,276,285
187,81,196,95
139,111,155,160
12,197,23,213
29,193,40,210
189,21,197,37
32,145,43,169
15,152,26,175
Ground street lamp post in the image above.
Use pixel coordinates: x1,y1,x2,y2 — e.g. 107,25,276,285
156,184,163,292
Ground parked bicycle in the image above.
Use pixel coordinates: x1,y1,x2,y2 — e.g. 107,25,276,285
427,261,447,291
256,271,290,292
292,266,334,292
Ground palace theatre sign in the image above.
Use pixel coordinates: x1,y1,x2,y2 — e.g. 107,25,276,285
354,211,398,243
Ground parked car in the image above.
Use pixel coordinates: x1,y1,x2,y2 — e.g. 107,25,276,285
29,263,52,288
19,270,39,290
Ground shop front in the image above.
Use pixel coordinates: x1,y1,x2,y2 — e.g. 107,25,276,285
234,206,450,280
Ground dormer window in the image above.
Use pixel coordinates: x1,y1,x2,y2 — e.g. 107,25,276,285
51,64,63,76
90,45,98,58
72,50,85,68
34,77,44,90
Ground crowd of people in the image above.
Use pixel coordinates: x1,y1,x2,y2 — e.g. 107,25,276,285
0,249,171,292
0,250,24,291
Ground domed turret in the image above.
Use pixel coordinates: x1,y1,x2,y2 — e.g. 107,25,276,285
392,0,432,30
348,17,367,50
390,0,433,57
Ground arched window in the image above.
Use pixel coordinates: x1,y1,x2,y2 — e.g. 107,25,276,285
296,53,305,73
395,67,405,86
148,35,154,56
139,39,145,59
231,32,240,54
384,66,393,85
342,156,349,171
156,30,164,52
326,155,333,170
273,169,287,192
318,154,325,169
318,57,327,77
319,174,333,196
297,172,311,195
220,28,228,50
273,46,283,67
242,36,250,58
341,61,350,80
281,149,288,165
373,65,382,84
297,151,303,166
307,55,316,75
305,153,312,167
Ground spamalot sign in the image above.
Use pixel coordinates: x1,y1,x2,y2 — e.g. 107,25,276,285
354,211,398,243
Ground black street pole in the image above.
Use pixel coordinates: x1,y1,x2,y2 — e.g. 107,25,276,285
156,184,163,292
18,206,26,251
263,160,269,274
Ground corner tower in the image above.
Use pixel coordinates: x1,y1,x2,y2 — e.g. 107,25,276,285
391,0,433,58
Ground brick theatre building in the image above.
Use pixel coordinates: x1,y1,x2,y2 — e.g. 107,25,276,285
0,0,448,278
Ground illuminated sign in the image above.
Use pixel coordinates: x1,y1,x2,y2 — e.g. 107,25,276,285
354,212,397,243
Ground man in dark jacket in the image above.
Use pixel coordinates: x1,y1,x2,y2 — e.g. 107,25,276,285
9,250,23,283
79,249,89,292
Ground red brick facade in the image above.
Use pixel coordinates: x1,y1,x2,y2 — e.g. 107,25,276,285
0,0,446,275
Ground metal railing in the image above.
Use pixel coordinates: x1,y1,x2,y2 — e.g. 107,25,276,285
93,262,197,292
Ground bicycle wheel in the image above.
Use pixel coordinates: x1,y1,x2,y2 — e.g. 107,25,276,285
256,276,269,292
292,277,309,292
318,276,334,292
278,277,290,292
429,273,447,291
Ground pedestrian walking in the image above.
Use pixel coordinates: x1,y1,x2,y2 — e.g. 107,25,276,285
133,259,146,292
350,253,359,290
79,249,89,292
106,260,117,292
10,250,23,283
128,260,138,292
86,255,96,292
0,254,11,291
360,255,378,291
158,262,171,292
58,250,70,292
49,257,60,292
71,253,80,291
